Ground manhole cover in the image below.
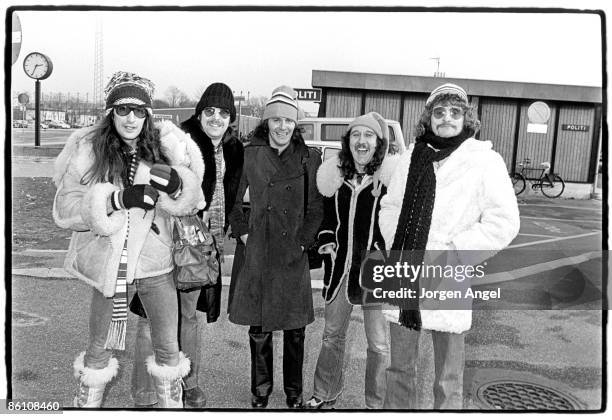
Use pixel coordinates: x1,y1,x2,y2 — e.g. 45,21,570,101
476,380,582,410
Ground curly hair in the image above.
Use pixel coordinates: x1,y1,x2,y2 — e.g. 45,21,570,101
415,93,481,137
82,112,168,185
337,130,385,179
252,118,305,146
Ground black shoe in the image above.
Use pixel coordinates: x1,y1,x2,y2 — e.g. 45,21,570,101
251,395,269,408
286,396,303,408
184,386,207,408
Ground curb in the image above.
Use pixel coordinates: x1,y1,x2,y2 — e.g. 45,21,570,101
11,270,326,290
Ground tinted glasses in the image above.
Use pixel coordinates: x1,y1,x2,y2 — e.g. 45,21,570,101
432,106,465,120
203,107,231,119
114,105,147,119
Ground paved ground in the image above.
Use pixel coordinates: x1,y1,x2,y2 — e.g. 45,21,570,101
6,152,606,411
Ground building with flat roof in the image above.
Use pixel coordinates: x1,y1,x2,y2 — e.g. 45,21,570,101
312,70,602,198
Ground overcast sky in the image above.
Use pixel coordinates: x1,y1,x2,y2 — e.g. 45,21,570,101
8,7,603,112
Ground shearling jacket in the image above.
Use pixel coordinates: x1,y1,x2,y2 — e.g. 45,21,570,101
379,137,520,333
316,154,399,305
53,121,206,297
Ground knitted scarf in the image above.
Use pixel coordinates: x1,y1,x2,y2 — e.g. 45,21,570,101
104,147,139,350
391,129,473,330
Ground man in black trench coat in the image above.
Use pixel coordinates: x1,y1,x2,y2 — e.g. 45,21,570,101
228,85,324,409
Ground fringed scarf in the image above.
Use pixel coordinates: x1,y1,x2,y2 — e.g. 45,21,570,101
104,147,139,350
391,129,473,330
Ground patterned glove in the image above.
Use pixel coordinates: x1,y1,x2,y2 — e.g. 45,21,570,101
111,185,159,211
149,163,182,198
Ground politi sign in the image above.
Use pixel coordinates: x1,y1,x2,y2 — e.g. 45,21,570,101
295,88,322,102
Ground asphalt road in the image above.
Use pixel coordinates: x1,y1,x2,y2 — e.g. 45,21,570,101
9,196,604,410
7,147,605,410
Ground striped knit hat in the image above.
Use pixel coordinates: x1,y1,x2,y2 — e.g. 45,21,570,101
104,71,155,116
426,83,468,106
262,85,299,122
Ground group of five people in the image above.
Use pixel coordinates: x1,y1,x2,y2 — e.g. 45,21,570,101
52,71,519,409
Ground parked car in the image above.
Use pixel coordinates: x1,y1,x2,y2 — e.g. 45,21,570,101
12,120,28,128
298,117,407,155
45,120,69,129
70,122,84,129
40,122,48,129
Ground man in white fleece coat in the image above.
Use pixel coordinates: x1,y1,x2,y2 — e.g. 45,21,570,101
378,83,520,409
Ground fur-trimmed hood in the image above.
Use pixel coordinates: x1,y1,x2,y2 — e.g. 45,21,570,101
316,154,401,197
53,120,205,188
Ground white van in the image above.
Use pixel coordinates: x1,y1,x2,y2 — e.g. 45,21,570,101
298,117,406,159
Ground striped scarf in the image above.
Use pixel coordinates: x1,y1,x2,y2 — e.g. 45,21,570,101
208,142,226,253
104,148,139,350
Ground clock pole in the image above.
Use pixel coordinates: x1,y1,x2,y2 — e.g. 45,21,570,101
34,80,41,147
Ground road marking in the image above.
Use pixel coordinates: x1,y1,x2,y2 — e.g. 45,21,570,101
508,231,601,249
472,251,601,286
522,216,602,223
517,233,557,238
519,203,602,212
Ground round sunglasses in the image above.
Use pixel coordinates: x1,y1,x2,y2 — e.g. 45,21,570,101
432,106,465,120
203,107,230,119
114,105,147,119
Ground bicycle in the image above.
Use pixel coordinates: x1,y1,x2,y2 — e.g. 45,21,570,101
510,158,565,198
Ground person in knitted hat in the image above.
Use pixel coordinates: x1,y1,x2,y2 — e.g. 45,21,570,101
379,83,519,408
53,70,206,408
304,112,400,409
227,85,323,409
130,82,243,408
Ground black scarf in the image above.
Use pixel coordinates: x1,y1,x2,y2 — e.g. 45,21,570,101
391,128,473,330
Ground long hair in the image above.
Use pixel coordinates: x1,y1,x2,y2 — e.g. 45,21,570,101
415,93,481,137
82,112,167,185
252,118,305,146
337,130,385,179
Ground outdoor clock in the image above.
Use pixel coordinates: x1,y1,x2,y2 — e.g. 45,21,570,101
23,52,53,80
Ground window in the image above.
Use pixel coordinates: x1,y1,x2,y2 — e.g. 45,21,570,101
299,123,314,140
322,124,348,141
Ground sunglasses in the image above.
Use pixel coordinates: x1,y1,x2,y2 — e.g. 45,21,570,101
203,107,231,119
114,105,147,119
432,106,465,120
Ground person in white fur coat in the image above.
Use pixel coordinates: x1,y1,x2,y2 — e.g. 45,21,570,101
378,83,520,409
52,72,206,408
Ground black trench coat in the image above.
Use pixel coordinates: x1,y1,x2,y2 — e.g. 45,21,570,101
228,136,323,331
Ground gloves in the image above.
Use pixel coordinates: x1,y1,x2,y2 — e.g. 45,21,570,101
111,184,159,211
150,164,182,198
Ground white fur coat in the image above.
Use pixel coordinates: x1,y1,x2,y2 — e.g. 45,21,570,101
379,138,520,333
52,120,205,297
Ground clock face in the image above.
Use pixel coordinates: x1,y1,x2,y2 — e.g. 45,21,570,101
23,52,53,80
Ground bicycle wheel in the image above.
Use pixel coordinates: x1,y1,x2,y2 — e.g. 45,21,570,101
540,174,565,198
511,173,526,196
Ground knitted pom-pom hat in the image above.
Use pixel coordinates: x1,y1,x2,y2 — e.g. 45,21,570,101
104,71,155,116
195,82,236,123
262,85,299,122
426,83,468,106
348,111,389,142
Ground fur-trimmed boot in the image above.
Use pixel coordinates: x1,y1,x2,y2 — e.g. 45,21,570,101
145,352,190,408
73,351,119,408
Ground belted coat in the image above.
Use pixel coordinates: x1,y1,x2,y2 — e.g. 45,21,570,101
228,136,324,331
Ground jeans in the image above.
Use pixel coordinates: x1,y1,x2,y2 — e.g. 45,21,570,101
249,326,305,398
384,322,465,409
84,272,179,372
132,287,201,405
312,292,390,408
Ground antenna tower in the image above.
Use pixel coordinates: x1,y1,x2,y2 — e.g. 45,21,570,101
93,20,104,113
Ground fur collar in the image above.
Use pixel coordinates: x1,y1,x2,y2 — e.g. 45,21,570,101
316,154,401,197
53,120,204,186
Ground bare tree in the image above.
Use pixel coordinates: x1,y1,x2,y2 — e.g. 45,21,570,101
247,95,268,118
164,86,191,108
